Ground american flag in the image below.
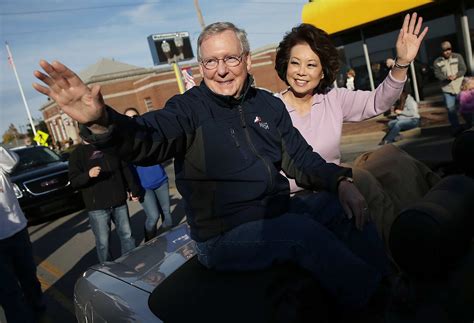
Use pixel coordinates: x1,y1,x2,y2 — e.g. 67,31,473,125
181,67,196,91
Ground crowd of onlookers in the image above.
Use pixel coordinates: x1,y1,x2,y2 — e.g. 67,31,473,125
339,40,472,144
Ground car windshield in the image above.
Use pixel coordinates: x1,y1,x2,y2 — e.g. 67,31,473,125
13,147,62,172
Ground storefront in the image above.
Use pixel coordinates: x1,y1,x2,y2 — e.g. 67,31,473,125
302,0,473,100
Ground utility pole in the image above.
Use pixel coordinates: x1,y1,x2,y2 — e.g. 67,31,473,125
194,0,206,30
5,42,37,137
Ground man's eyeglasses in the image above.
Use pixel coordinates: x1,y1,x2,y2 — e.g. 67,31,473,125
443,48,452,52
200,54,244,70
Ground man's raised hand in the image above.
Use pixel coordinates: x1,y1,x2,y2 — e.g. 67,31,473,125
33,60,107,127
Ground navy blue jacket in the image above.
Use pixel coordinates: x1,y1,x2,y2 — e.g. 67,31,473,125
81,78,351,241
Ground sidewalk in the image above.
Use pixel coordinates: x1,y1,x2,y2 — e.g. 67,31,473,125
341,94,447,139
340,95,456,164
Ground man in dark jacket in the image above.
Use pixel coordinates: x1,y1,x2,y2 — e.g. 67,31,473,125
68,141,141,263
34,22,391,309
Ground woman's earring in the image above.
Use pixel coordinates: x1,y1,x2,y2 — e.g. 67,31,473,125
321,73,325,79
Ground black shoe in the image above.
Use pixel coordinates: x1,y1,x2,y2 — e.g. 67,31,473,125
144,226,157,242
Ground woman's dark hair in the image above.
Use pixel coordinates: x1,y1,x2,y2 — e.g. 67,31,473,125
275,24,340,93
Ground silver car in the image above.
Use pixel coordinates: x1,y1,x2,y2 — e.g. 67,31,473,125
74,223,197,323
73,223,326,323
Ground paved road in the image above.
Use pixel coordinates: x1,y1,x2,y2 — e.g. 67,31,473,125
341,124,455,167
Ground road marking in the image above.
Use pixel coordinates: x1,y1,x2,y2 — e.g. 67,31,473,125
35,257,64,280
37,275,75,315
35,257,74,315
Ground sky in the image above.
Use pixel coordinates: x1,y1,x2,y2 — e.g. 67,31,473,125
0,0,306,136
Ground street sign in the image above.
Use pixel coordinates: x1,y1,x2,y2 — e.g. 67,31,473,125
33,130,49,147
147,31,194,65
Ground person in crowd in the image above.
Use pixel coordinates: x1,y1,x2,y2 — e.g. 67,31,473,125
371,62,384,88
0,146,46,322
385,57,426,101
55,140,62,152
433,41,467,133
34,22,392,312
274,14,438,247
124,107,173,241
345,68,356,91
459,76,474,129
68,140,141,263
379,91,420,145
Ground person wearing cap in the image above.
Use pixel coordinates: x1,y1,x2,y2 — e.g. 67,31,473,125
433,41,467,133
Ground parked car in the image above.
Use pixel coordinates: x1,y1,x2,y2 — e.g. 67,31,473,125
10,145,83,219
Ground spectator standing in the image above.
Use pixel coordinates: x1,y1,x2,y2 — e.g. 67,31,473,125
0,146,45,322
433,41,467,132
379,91,420,145
68,141,140,263
459,76,474,129
371,62,384,88
345,69,356,90
124,108,173,241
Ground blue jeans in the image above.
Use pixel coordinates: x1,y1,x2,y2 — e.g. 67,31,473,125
0,228,44,322
88,204,136,263
140,181,172,230
384,118,419,143
196,192,390,308
443,92,459,128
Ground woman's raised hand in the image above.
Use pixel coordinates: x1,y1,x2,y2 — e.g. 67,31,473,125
33,60,107,126
395,13,429,65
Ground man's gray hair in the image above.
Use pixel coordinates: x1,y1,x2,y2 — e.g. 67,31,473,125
197,22,250,59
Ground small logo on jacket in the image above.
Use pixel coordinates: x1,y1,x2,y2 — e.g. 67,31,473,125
90,150,104,160
254,116,269,130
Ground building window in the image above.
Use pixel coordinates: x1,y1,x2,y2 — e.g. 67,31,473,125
144,97,153,111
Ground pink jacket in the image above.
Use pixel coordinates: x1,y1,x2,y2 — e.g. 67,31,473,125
276,71,405,192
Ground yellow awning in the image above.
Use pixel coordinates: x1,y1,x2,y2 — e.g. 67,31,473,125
302,0,435,35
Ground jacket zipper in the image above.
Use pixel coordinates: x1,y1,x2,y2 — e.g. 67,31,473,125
237,105,274,191
229,128,240,148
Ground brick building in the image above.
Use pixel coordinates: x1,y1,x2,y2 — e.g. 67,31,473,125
40,45,286,147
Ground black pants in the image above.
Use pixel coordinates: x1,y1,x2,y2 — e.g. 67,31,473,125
0,228,43,322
